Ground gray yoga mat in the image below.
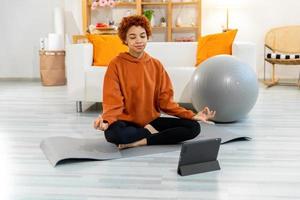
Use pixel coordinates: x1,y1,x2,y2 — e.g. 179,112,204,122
41,123,251,167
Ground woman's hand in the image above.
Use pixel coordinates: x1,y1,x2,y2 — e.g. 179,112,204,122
192,107,216,124
94,115,109,131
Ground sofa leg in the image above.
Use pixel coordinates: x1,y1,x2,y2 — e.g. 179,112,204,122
76,101,82,112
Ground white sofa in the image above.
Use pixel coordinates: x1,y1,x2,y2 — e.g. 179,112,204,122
66,42,256,112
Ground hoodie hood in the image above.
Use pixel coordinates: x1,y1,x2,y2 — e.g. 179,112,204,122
118,52,151,63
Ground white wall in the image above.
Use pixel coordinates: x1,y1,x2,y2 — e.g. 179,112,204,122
1,0,300,79
202,0,300,79
0,0,65,78
64,0,82,37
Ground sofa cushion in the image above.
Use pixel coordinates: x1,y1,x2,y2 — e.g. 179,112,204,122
196,29,238,66
164,67,195,103
88,34,128,66
145,42,197,67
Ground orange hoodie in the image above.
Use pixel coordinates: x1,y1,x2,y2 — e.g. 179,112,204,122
102,52,196,127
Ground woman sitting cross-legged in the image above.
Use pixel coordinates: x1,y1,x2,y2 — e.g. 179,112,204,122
94,15,216,150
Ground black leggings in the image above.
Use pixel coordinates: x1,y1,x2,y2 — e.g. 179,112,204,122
104,117,201,145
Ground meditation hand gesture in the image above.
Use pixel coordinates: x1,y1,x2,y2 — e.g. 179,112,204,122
94,115,109,131
192,107,216,124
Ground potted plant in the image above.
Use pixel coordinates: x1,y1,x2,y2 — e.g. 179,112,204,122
143,10,155,26
160,17,166,27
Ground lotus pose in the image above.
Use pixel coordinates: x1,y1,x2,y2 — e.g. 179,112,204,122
94,15,215,149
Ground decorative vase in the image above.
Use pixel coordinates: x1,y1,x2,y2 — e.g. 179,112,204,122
175,17,182,27
161,22,167,27
151,17,155,27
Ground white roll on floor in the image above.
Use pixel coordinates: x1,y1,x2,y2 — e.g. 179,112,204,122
54,7,65,35
48,33,64,51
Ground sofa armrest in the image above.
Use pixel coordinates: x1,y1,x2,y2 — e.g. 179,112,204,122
232,42,256,72
65,43,93,101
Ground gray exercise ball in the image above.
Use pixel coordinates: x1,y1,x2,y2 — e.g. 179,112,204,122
191,55,259,122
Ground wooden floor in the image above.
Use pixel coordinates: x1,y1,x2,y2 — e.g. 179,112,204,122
0,80,300,200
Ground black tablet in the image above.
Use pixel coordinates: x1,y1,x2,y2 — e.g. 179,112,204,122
177,138,221,176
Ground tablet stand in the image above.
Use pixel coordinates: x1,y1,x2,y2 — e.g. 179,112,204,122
178,160,220,176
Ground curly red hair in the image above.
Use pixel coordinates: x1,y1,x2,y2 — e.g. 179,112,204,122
118,15,152,44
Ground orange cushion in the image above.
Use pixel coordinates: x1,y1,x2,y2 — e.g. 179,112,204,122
195,29,238,66
88,34,128,66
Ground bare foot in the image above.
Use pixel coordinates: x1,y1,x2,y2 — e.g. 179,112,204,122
144,124,159,134
118,138,147,150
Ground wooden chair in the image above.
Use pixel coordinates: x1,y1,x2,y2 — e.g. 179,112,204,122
264,26,300,88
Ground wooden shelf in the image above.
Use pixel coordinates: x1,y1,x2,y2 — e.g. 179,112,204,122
172,1,199,6
95,27,117,30
172,26,198,32
142,2,168,5
152,26,167,31
115,2,137,7
142,1,198,6
88,1,136,6
82,0,201,42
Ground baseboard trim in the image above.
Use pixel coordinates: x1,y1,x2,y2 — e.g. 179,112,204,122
0,77,40,82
